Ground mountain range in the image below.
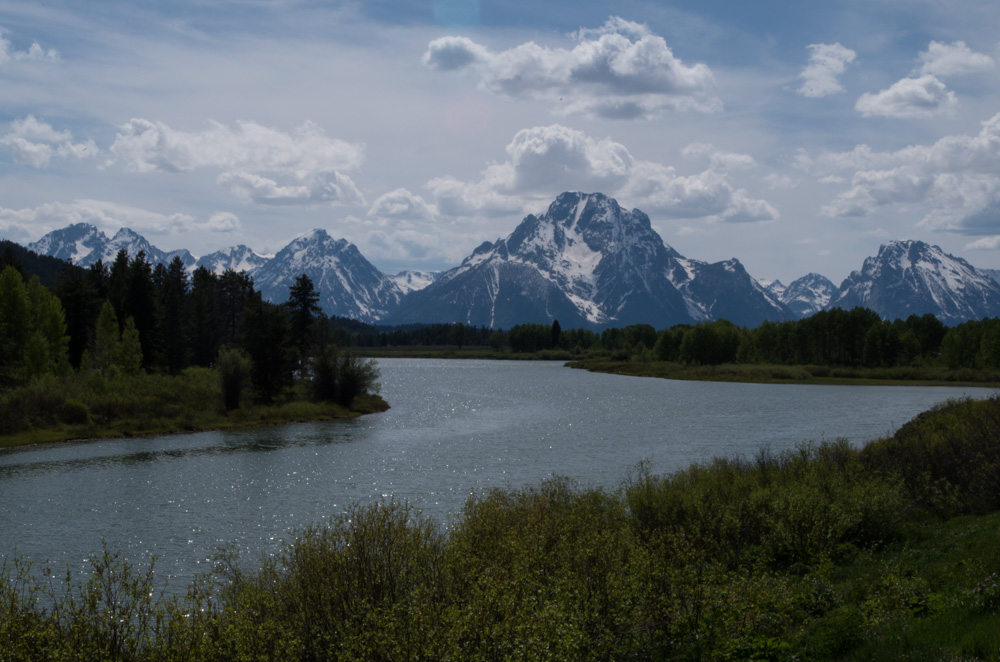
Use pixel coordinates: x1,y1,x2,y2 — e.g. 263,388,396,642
25,192,1000,327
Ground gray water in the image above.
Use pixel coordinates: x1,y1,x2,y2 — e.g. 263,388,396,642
0,359,993,588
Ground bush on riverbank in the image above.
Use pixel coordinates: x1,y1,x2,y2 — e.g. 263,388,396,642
2,397,1000,660
0,358,386,447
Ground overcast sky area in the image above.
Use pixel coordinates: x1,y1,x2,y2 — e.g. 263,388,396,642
2,0,1000,285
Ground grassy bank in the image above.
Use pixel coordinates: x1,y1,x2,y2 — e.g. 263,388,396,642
0,367,388,449
2,396,999,660
357,345,576,360
567,357,1000,387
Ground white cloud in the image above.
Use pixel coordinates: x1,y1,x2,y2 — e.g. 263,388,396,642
368,188,437,221
206,211,241,232
0,200,197,239
108,118,365,206
918,40,994,77
427,124,777,224
423,16,720,119
0,27,58,66
682,142,756,170
421,35,491,71
855,74,957,118
1,116,97,168
965,235,1000,250
797,43,856,98
820,112,1000,233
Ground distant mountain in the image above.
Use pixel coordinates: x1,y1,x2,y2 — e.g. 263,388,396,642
27,223,107,266
778,273,836,318
759,279,786,299
388,192,794,328
828,240,1000,323
26,212,1000,329
251,229,403,324
665,256,795,327
389,270,438,295
27,223,196,269
196,245,271,275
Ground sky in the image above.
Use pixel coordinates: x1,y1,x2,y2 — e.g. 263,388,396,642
1,0,1000,286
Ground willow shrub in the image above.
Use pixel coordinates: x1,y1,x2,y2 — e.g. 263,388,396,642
625,441,905,567
861,395,1000,516
212,499,447,661
443,478,649,660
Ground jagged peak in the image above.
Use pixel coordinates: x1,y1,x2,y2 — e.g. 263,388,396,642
110,227,143,241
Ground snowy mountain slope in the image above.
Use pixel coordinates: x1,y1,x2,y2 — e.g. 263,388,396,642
666,256,796,326
196,245,271,275
389,192,794,328
778,273,836,318
250,229,403,323
389,192,695,328
389,270,439,295
27,223,107,265
829,240,1000,323
28,223,195,269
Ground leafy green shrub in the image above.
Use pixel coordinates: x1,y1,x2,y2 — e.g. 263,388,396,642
309,348,380,406
58,398,90,425
215,499,445,660
625,442,904,568
970,571,1000,613
216,346,251,411
861,396,1000,515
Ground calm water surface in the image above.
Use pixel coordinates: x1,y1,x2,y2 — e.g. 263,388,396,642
0,359,993,588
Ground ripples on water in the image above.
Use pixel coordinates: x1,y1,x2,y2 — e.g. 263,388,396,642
0,359,992,588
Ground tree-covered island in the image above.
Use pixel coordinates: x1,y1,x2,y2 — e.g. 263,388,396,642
0,252,385,448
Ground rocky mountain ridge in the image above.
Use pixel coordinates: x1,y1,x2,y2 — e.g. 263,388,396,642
24,194,1000,327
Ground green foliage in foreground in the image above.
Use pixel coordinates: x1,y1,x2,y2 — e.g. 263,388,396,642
2,398,1000,660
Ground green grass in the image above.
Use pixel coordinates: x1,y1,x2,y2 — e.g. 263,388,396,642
0,368,389,449
568,358,1000,387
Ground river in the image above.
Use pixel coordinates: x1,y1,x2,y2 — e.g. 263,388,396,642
0,359,993,589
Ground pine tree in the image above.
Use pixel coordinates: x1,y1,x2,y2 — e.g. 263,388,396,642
286,273,321,366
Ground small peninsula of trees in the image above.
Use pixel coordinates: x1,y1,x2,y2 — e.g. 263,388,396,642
0,252,383,442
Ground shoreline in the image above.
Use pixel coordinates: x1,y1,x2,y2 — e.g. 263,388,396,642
0,394,390,450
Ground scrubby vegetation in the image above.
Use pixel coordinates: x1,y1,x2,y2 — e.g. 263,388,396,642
2,396,999,660
0,261,385,447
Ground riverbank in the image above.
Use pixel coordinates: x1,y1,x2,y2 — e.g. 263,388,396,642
3,395,999,660
567,357,1000,387
0,365,389,449
0,394,389,449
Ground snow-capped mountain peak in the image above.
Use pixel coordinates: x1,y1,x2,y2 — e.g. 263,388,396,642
829,240,1000,323
389,191,794,328
195,245,271,275
250,228,402,323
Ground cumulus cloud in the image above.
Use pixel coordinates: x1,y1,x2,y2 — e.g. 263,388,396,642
423,16,720,119
0,27,58,65
206,211,241,232
797,43,856,98
1,116,97,168
855,74,957,118
918,40,994,77
368,188,437,221
818,112,1000,234
965,235,1000,251
426,124,777,225
108,119,366,206
0,200,198,240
